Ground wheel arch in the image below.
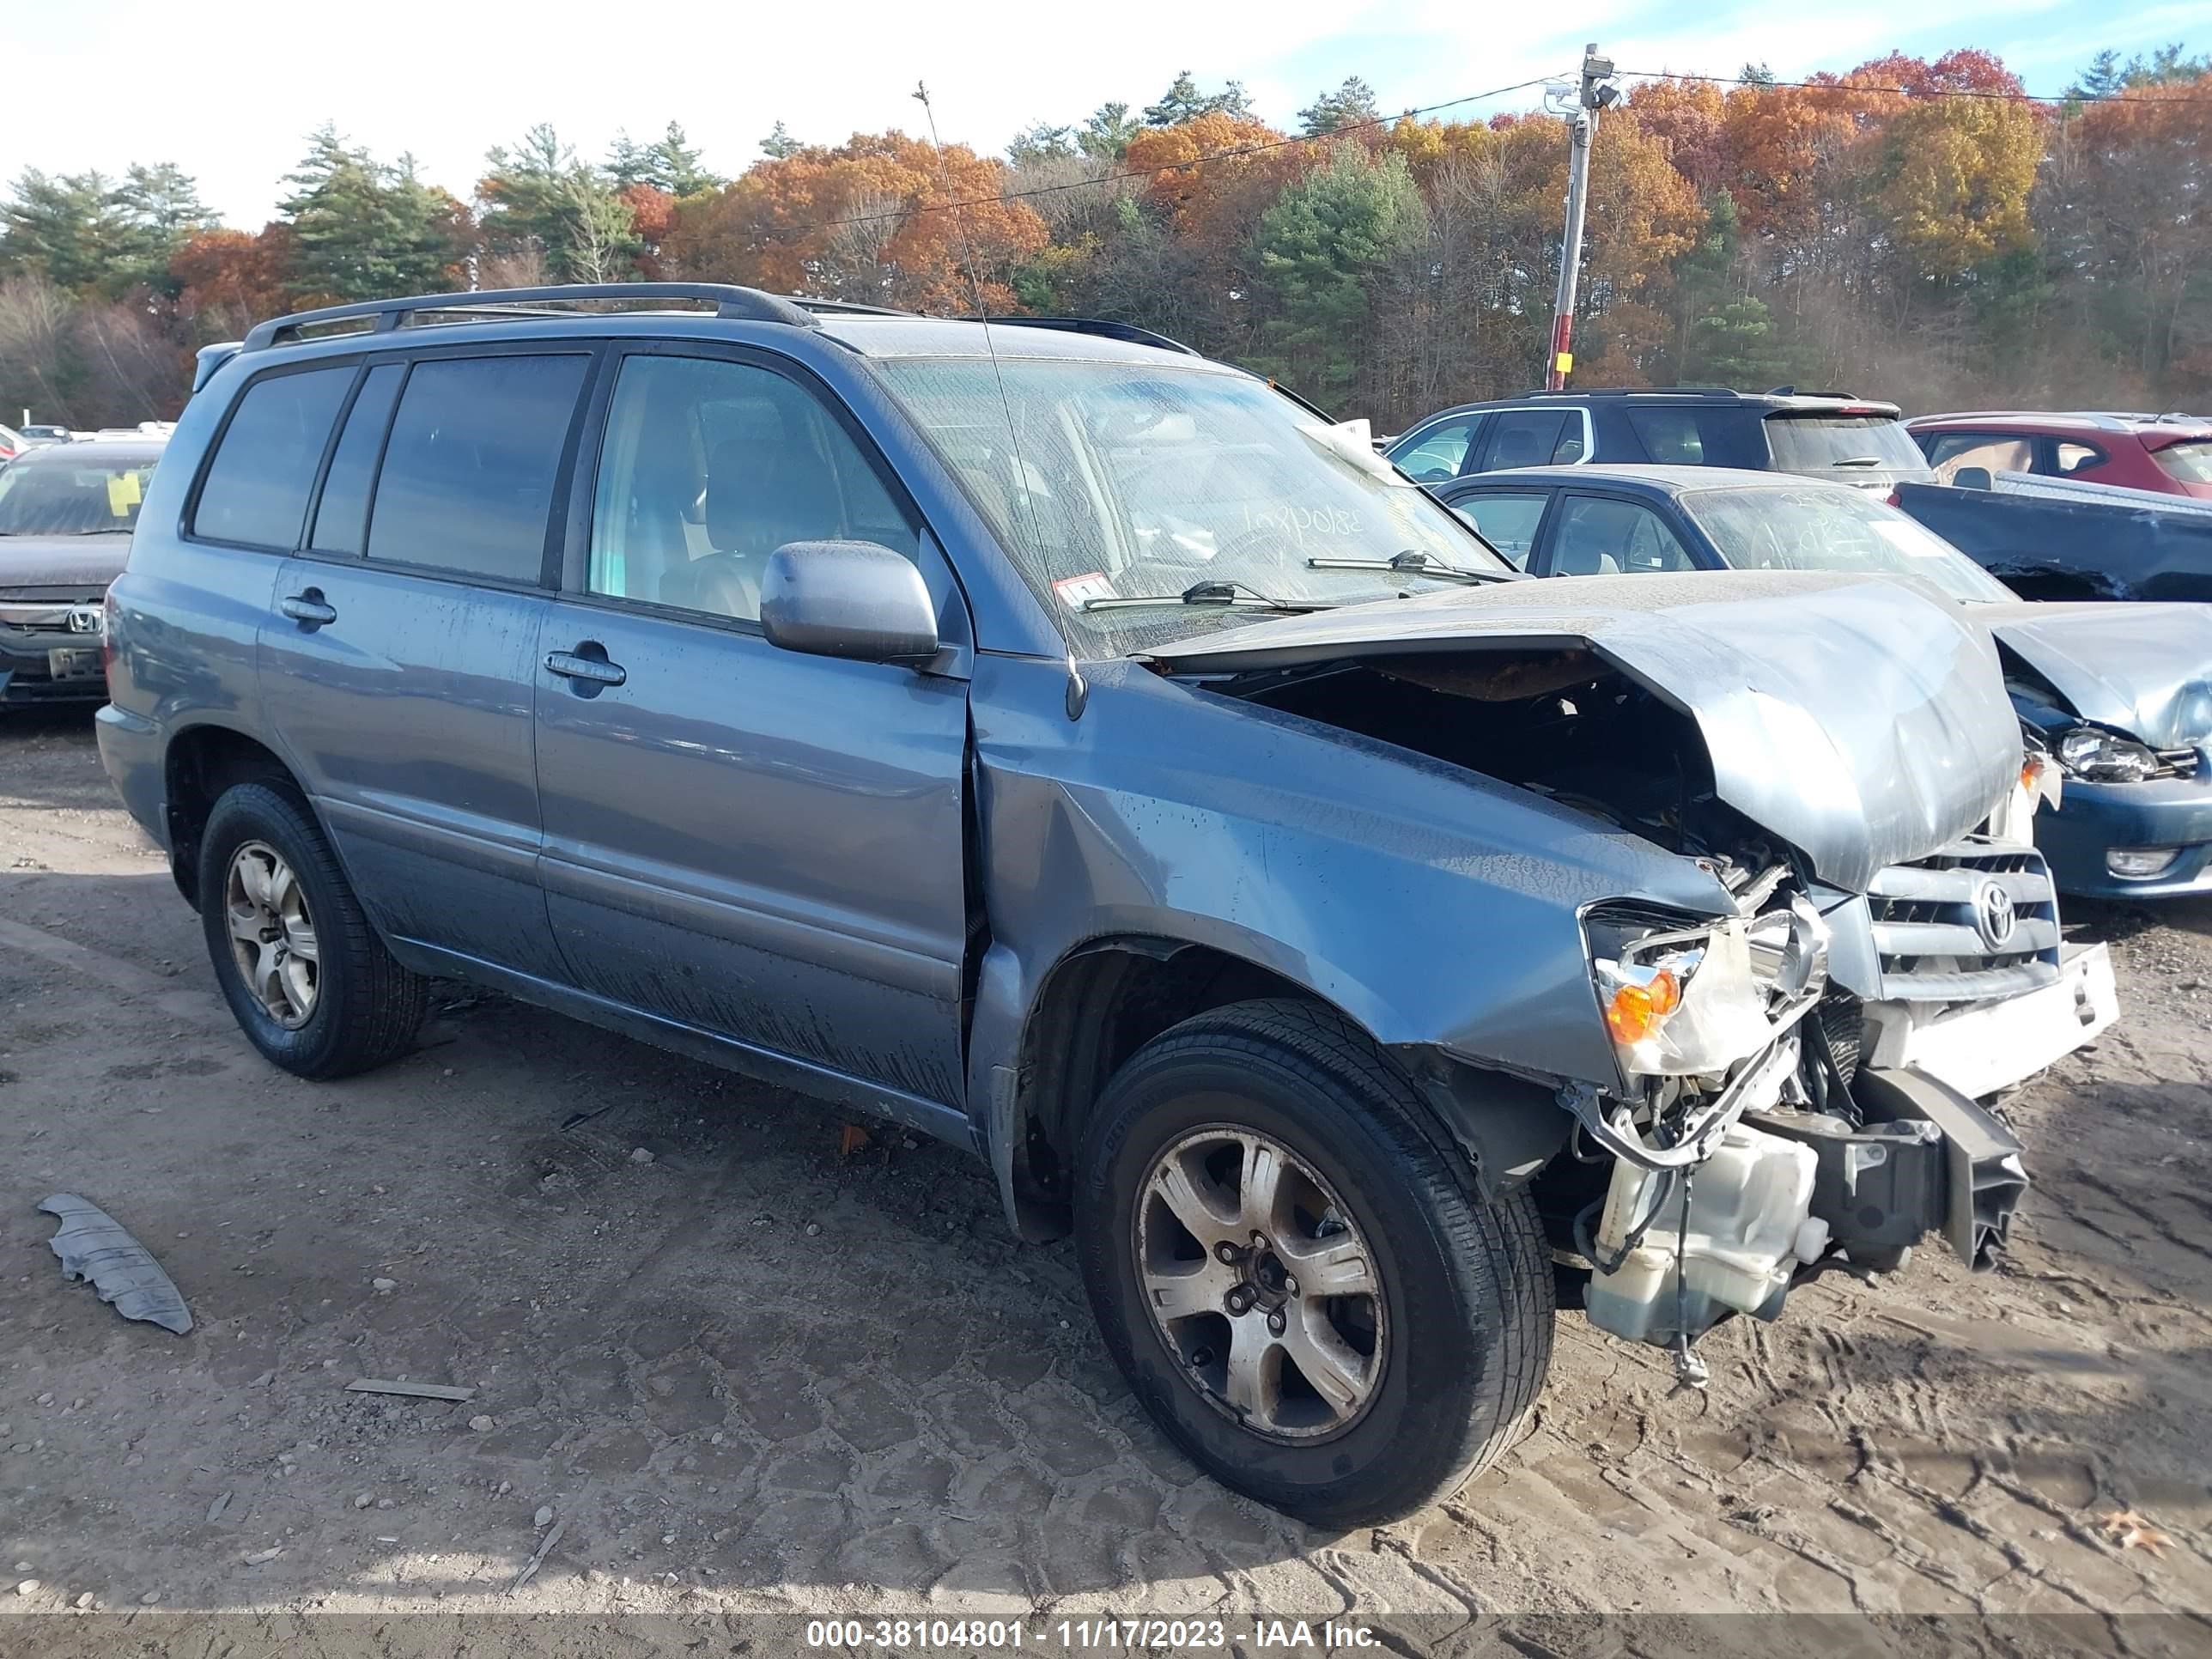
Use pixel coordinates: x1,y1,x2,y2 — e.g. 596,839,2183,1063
161,722,304,910
977,926,1578,1243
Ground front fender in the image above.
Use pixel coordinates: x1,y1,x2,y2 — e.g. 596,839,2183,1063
963,654,1737,1152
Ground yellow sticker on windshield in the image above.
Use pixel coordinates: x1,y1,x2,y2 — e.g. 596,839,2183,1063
106,471,143,515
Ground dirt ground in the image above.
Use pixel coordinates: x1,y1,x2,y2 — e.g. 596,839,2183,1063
3,704,2209,1655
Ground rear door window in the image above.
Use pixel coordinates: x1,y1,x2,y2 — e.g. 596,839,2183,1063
1447,491,1550,569
192,366,354,549
1923,432,2034,483
1478,409,1569,471
1625,408,1707,465
366,355,589,583
1548,495,1696,576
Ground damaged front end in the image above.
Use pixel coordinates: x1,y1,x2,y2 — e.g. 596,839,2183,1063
1144,571,2042,1371
1557,875,2026,1368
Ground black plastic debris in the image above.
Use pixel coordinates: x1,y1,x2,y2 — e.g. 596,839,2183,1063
38,1194,192,1335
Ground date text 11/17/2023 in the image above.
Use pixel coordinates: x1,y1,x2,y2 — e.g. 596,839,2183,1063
803,1618,1382,1650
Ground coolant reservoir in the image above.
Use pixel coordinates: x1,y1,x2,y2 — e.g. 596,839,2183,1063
1583,1122,1819,1346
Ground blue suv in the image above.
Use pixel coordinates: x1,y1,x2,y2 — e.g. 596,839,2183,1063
103,284,2039,1523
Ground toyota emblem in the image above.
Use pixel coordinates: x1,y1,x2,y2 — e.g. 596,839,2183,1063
1974,878,2017,950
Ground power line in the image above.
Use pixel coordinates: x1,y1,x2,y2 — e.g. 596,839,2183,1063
750,72,1568,242
1614,66,2209,106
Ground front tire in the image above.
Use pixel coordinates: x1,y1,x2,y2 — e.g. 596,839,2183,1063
198,781,427,1079
1074,999,1553,1526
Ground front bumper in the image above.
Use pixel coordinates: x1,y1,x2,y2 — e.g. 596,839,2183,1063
1,603,108,705
1869,939,2117,1099
2033,768,2212,899
1,644,108,704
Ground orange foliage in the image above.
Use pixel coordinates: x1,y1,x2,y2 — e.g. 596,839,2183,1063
662,132,1047,313
1124,112,1300,250
1627,78,1729,193
169,225,297,322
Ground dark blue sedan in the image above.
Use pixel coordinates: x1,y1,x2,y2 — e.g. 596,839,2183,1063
1431,465,2212,899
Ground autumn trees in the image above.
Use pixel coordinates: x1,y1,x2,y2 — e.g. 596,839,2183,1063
1,51,2207,433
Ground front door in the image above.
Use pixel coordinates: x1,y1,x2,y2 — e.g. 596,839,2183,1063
256,349,593,981
532,347,973,1108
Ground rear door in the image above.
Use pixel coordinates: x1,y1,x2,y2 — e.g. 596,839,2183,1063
248,348,593,981
531,343,973,1109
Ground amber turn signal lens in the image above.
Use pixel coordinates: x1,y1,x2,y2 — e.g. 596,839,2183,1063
1604,969,1678,1045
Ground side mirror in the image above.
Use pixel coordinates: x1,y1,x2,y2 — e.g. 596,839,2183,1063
1952,466,1993,491
760,540,939,664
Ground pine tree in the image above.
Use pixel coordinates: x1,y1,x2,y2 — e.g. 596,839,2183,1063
1297,76,1382,137
280,126,465,301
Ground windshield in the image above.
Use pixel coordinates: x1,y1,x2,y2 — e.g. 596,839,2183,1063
1762,413,1928,473
1683,485,2017,605
871,357,1509,653
0,451,160,536
2152,440,2212,483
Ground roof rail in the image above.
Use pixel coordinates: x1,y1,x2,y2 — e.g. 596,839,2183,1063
969,315,1201,356
1512,386,1742,399
786,296,915,317
240,283,820,351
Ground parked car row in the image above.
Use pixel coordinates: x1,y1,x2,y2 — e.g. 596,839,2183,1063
8,283,2194,1528
1385,388,2212,905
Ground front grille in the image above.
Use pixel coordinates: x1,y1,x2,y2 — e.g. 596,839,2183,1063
1865,838,2061,1004
2153,748,2201,780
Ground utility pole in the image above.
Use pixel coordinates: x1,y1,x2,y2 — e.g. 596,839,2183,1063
1547,43,1617,391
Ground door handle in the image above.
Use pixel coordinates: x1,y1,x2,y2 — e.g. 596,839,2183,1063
279,591,337,628
544,648,627,688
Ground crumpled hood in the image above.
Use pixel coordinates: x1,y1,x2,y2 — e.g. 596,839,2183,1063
1147,569,2020,892
0,533,131,592
1976,600,2212,750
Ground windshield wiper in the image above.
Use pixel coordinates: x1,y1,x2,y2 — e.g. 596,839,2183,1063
1827,456,1883,468
1305,549,1506,585
1082,579,1332,614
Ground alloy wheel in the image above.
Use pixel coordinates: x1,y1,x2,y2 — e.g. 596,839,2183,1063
223,840,319,1029
1134,1126,1385,1441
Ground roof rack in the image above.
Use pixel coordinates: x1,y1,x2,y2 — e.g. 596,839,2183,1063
240,283,820,351
969,315,1200,356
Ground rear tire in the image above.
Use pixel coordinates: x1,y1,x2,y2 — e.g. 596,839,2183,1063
1074,998,1553,1526
198,782,427,1079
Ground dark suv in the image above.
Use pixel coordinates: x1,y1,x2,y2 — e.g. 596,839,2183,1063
103,284,2037,1524
1388,387,1936,496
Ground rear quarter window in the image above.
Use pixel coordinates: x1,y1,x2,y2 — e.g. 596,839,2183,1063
1620,406,1765,469
191,367,355,549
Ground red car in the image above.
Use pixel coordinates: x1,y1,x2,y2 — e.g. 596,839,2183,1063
1907,410,2212,501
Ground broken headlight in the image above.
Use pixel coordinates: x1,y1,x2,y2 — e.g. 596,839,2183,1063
1588,900,1828,1079
2054,725,2160,784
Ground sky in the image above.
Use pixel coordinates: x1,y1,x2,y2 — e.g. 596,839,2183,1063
5,0,2200,225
